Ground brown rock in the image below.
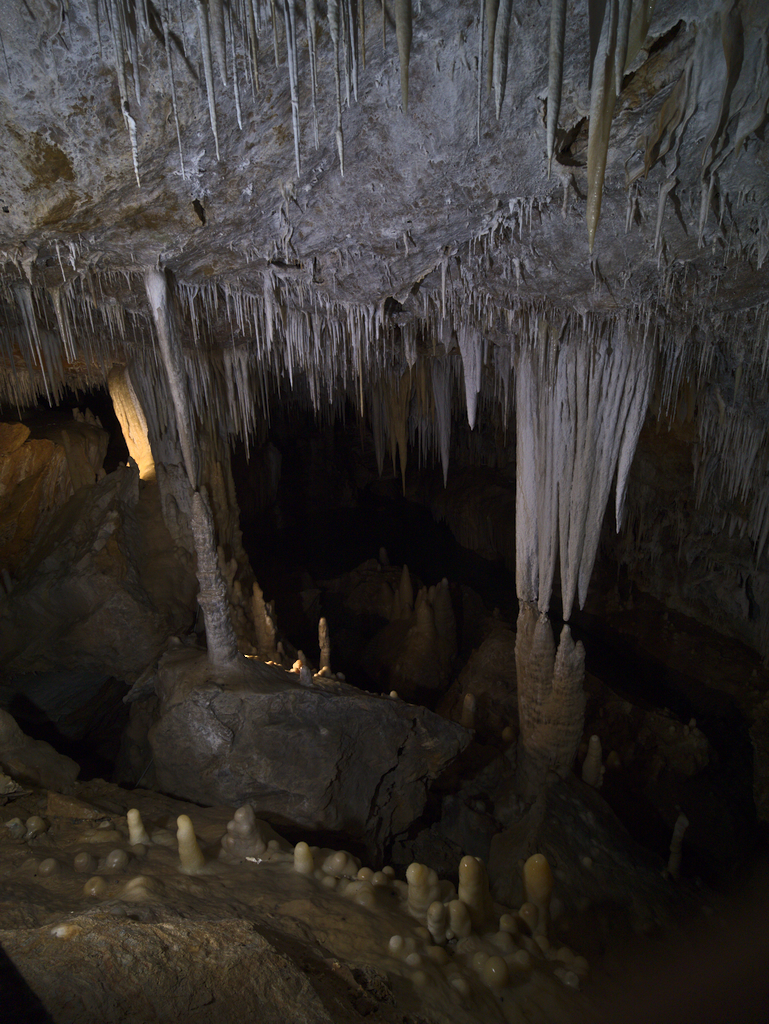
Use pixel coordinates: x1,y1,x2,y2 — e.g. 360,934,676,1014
46,792,103,820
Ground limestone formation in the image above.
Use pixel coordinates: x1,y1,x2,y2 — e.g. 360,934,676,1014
515,604,586,801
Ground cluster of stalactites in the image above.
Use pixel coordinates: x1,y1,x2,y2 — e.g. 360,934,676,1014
79,0,414,184
546,0,656,248
515,310,655,621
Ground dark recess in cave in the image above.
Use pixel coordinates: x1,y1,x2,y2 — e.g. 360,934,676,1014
231,405,766,890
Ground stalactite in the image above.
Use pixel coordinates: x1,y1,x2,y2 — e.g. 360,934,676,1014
328,0,345,174
476,0,484,145
228,7,243,130
283,0,301,175
210,0,228,86
307,0,320,147
458,324,482,430
492,0,513,120
270,0,280,65
485,0,499,93
547,0,567,176
107,0,141,186
195,0,221,161
87,0,102,59
615,0,631,96
395,0,412,113
586,0,618,252
145,268,198,489
431,355,452,486
515,315,654,620
161,0,185,179
245,0,260,93
345,0,359,103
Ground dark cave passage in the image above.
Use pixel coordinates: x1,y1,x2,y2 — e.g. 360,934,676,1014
0,388,764,891
232,407,766,891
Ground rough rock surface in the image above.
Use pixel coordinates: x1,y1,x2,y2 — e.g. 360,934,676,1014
0,708,78,791
2,917,410,1024
0,779,592,1024
0,466,174,679
149,648,471,850
0,415,107,577
437,623,519,741
488,774,694,940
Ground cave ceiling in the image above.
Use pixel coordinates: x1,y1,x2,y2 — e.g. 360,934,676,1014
1,1,769,573
0,0,767,328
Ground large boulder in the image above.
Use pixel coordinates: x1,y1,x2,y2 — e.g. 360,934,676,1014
149,650,471,852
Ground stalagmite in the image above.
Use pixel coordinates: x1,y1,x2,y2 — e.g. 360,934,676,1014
177,814,206,874
522,854,554,937
547,0,567,176
581,734,604,787
457,855,495,931
493,0,513,120
448,899,473,939
426,900,448,945
252,581,277,659
399,564,414,616
516,605,586,800
395,0,412,112
107,365,155,480
127,809,151,847
319,616,331,672
667,812,689,880
406,862,442,921
191,488,240,666
294,841,315,875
